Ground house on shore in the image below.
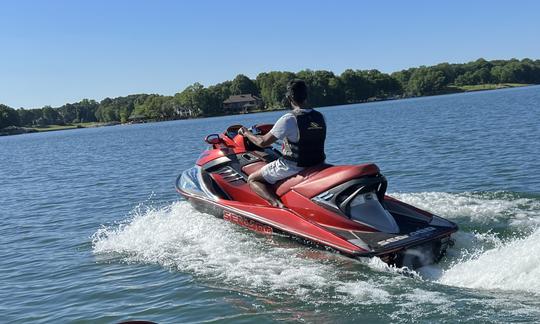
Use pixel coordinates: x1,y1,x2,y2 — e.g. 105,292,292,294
175,106,193,118
127,106,193,123
223,94,263,114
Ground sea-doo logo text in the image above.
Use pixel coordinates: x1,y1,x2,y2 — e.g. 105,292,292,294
223,211,273,235
378,227,437,247
378,235,408,246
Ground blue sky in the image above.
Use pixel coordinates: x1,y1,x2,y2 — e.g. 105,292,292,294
1,0,539,108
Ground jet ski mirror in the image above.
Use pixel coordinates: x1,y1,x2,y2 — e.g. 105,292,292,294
205,134,222,145
249,125,259,135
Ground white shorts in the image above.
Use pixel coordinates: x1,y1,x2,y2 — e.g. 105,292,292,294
261,158,304,184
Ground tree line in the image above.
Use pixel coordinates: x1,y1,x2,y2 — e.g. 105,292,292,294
1,58,540,130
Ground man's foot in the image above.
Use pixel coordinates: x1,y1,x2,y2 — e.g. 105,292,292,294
246,176,285,209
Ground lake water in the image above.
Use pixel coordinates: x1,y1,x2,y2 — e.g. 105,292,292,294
1,86,539,323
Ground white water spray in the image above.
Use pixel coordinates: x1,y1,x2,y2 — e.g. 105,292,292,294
93,191,540,302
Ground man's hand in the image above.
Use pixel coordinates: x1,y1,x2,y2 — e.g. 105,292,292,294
241,126,278,148
238,126,249,136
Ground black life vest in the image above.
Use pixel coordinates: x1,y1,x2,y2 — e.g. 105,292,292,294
282,109,326,167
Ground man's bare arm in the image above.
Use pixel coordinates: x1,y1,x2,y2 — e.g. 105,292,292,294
239,127,278,147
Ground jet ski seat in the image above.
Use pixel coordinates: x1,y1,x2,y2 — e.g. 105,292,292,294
275,163,380,197
241,162,380,198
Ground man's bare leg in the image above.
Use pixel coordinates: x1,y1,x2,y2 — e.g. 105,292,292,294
247,170,284,208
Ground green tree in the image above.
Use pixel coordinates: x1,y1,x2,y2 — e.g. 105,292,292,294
391,69,412,96
17,108,41,126
58,103,78,124
297,70,344,107
138,95,175,119
75,99,99,123
406,67,446,96
230,74,259,96
207,81,232,114
174,83,213,115
256,71,296,109
42,106,62,125
0,104,20,128
363,69,401,98
432,62,458,85
95,98,118,122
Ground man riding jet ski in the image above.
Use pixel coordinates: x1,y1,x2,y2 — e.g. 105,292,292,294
239,79,325,208
176,81,458,268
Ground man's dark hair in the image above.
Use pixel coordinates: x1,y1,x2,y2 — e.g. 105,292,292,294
286,79,308,104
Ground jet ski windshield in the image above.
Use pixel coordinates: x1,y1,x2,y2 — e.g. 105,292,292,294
348,191,400,234
178,166,219,201
179,166,204,196
225,125,242,139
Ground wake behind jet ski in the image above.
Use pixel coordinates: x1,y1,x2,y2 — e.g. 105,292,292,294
176,123,458,269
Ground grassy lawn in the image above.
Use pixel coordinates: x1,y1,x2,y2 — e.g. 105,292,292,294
32,122,106,132
454,83,529,92
33,124,81,132
73,122,104,127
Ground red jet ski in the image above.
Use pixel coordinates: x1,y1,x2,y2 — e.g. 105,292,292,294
176,124,458,268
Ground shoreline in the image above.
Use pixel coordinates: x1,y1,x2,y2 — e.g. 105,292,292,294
0,83,532,137
0,122,119,136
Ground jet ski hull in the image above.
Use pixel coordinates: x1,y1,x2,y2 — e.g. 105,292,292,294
176,172,457,268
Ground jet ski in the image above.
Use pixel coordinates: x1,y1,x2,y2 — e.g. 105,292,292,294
176,124,458,268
